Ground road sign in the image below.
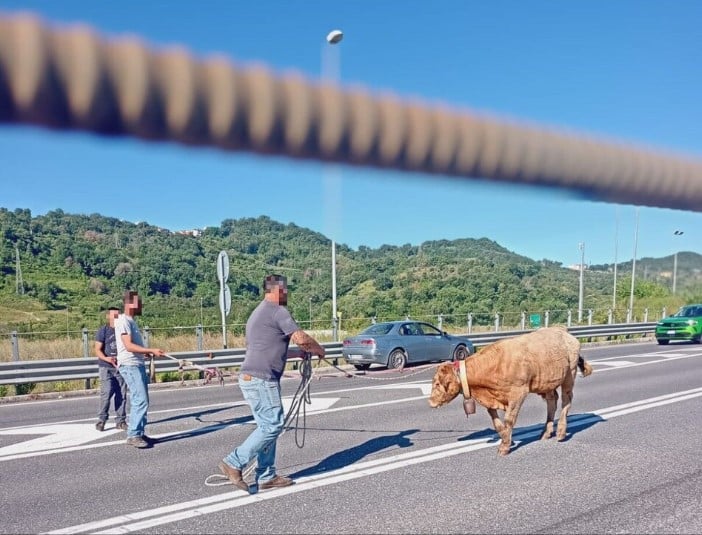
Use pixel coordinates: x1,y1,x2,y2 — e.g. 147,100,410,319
219,284,231,317
530,314,541,328
216,250,229,283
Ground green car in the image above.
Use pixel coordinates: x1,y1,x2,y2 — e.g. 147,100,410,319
655,304,702,345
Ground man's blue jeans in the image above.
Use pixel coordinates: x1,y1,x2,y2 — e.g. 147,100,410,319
119,365,150,438
224,376,285,483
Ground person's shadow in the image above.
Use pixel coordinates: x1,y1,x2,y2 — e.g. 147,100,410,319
149,413,254,444
291,429,419,479
457,411,605,453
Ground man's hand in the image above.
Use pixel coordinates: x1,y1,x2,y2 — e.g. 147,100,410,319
149,348,166,358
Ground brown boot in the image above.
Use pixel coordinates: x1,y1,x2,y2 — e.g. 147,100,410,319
259,475,294,489
218,462,249,492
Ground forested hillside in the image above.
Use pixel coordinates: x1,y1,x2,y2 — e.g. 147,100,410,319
1,207,700,334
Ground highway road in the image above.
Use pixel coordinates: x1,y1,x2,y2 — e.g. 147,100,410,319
1,340,701,534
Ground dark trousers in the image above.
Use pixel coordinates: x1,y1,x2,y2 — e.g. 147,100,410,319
97,366,127,423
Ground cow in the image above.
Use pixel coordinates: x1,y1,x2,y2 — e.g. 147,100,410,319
428,326,593,456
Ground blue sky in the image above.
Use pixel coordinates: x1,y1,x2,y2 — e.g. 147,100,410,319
1,1,700,267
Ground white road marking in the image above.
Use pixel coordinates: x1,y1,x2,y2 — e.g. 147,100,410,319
594,360,635,367
0,424,121,456
0,396,339,462
44,386,702,535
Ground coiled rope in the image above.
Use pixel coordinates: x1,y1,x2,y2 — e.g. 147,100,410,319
0,12,701,212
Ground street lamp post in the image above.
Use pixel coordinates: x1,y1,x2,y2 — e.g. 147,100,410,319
673,230,684,294
612,207,619,312
628,208,639,322
323,29,343,340
309,297,313,327
578,242,585,323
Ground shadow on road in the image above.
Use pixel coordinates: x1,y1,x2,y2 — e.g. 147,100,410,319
457,411,605,453
290,428,419,478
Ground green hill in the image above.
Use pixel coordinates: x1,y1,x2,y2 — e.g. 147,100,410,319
1,207,700,335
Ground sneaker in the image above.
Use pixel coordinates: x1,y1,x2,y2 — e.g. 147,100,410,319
218,462,249,492
259,475,294,489
125,436,149,448
116,421,128,431
95,421,105,432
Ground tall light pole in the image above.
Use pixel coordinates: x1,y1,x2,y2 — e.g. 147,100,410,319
323,29,343,340
672,230,684,294
612,207,618,312
578,242,585,323
628,208,639,322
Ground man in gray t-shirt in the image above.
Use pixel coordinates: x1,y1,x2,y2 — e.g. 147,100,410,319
218,274,326,492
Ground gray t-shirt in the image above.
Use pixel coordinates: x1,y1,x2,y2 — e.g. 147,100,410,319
114,314,145,367
240,300,300,381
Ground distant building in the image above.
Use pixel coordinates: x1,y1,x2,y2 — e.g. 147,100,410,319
176,229,202,237
567,263,589,271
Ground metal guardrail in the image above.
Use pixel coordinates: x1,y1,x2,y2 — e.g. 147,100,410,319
0,323,656,386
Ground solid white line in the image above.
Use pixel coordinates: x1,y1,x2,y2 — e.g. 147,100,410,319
44,386,702,534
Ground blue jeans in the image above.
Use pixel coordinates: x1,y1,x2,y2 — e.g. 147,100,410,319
224,376,285,483
119,365,150,438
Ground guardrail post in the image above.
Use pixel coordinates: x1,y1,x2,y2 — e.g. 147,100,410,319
144,326,150,347
608,309,613,324
588,309,593,326
494,313,500,332
567,310,572,327
644,308,649,322
196,324,203,351
467,313,473,334
11,331,20,361
544,310,550,327
520,311,526,330
437,314,443,331
82,328,91,389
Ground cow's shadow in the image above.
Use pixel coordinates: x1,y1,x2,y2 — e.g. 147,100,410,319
458,412,605,453
290,429,419,479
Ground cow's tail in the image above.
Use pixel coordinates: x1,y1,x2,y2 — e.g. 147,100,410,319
578,355,593,377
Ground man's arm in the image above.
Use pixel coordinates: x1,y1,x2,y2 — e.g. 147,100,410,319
119,333,166,358
94,340,117,367
290,329,326,358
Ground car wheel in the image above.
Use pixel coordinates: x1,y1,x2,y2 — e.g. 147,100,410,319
657,339,669,345
452,345,469,361
388,349,407,370
353,363,371,371
694,335,702,344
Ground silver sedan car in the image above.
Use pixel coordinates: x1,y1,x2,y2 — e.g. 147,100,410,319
342,320,474,370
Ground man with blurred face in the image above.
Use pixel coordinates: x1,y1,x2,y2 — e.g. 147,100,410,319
218,274,326,492
115,290,166,449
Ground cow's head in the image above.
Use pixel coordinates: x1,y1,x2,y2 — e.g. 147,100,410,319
428,362,462,408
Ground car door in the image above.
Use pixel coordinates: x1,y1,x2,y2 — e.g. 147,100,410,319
418,322,451,360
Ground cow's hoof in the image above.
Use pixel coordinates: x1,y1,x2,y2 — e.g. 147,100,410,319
497,446,510,456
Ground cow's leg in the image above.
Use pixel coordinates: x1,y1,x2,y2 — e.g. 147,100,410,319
556,374,575,441
487,408,506,438
540,390,558,440
498,392,528,456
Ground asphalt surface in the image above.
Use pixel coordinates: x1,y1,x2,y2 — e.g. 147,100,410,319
1,340,701,534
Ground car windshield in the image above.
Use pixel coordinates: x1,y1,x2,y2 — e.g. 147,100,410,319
675,306,702,318
360,323,394,336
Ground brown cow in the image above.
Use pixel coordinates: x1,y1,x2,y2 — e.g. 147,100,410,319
428,326,593,456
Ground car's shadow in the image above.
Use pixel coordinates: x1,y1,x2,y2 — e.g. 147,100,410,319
457,411,605,453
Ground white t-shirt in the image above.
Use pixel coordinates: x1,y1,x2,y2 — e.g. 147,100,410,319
115,314,145,367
